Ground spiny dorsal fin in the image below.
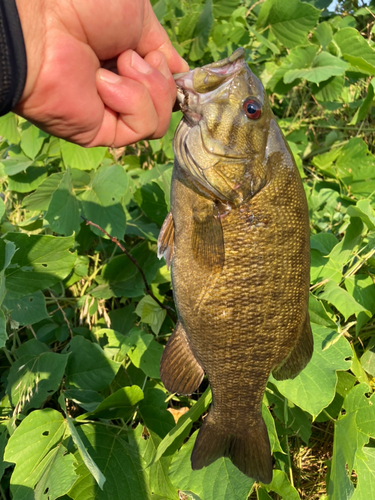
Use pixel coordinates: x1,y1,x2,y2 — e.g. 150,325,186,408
157,211,175,270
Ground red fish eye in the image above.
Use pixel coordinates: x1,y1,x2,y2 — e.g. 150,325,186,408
243,98,261,119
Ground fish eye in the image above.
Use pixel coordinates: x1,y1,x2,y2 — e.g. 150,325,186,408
243,98,262,120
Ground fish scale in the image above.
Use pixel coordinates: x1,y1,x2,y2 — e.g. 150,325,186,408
158,48,313,483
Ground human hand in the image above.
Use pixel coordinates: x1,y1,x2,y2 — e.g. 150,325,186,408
14,0,188,147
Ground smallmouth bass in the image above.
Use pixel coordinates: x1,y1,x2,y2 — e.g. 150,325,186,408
158,48,313,484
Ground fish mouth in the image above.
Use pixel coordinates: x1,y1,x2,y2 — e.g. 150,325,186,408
174,48,246,126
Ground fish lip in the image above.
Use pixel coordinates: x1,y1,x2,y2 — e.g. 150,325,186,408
174,48,246,125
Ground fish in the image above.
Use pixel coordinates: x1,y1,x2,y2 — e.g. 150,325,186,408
157,48,313,484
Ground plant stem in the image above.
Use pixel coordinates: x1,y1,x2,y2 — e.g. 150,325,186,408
81,216,176,323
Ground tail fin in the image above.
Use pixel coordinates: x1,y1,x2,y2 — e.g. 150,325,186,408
191,413,272,484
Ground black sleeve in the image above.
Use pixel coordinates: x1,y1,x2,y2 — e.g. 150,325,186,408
0,0,27,116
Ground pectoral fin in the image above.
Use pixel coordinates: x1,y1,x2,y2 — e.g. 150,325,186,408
157,211,174,269
160,322,204,395
192,200,225,272
272,314,313,381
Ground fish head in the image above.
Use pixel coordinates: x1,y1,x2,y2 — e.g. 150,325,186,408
174,48,275,205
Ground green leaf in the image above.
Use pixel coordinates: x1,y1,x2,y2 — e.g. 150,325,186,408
60,140,107,170
7,166,48,193
0,233,76,298
20,122,48,159
6,342,69,414
346,199,375,230
271,325,352,418
78,386,144,420
352,447,375,500
130,424,178,500
334,27,375,75
284,51,348,84
80,164,128,239
0,113,20,144
263,470,300,499
64,389,104,413
258,0,320,49
23,172,64,211
3,290,49,325
1,156,33,176
190,0,214,61
139,386,175,438
133,182,168,227
34,445,77,500
45,168,81,235
64,336,121,391
169,429,254,500
135,295,167,335
128,329,164,379
152,387,212,465
4,409,66,500
349,78,375,125
319,280,371,321
68,424,151,500
328,385,375,500
311,75,345,102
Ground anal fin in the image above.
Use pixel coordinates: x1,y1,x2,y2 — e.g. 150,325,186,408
272,314,313,381
160,322,204,395
157,211,174,269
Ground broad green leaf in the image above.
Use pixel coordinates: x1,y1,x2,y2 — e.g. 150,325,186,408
4,409,66,500
6,343,69,414
133,182,168,227
0,233,76,298
152,388,212,465
139,386,175,438
308,294,336,328
78,386,144,420
258,0,320,49
33,445,77,500
345,274,375,334
0,112,20,144
135,295,167,335
20,122,48,159
1,155,33,176
0,309,6,350
346,199,375,230
64,335,121,391
80,164,127,239
60,140,107,170
3,290,49,325
45,168,81,235
311,75,345,102
169,430,254,500
334,27,375,75
310,232,338,255
7,166,48,193
68,424,151,500
64,389,104,413
130,424,178,500
313,21,332,49
352,447,375,500
271,325,352,418
328,385,375,500
128,329,164,378
23,172,64,211
190,0,214,61
213,0,240,18
319,280,371,322
263,470,299,498
284,51,348,84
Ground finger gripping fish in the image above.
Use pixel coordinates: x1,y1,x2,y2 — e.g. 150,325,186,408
158,48,313,484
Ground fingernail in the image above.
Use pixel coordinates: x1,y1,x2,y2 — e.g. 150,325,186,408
98,68,121,84
131,51,152,75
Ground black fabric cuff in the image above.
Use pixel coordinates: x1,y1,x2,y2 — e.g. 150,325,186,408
0,0,27,116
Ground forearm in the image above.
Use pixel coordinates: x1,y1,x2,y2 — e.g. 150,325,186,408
0,0,27,116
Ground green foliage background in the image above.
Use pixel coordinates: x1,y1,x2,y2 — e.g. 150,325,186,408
1,0,375,498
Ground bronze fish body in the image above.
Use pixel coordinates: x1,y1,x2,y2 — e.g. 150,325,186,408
158,48,313,484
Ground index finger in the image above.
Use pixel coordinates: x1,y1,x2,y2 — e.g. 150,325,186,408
136,0,189,74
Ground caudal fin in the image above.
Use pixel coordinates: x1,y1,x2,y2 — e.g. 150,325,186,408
191,414,273,484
